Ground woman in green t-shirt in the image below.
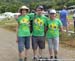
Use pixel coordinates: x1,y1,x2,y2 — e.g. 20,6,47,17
46,9,63,61
16,6,30,61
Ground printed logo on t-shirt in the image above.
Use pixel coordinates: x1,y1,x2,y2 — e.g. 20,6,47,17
20,18,29,25
20,18,29,30
34,18,44,30
34,18,44,26
49,23,57,30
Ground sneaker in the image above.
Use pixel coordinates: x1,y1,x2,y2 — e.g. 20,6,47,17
50,56,53,61
24,57,27,61
39,56,43,61
32,57,37,61
39,56,42,59
44,57,48,61
54,56,58,61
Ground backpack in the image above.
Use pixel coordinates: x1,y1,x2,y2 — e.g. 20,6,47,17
30,13,36,33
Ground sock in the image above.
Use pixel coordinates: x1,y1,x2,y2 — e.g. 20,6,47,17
39,56,42,58
33,56,37,60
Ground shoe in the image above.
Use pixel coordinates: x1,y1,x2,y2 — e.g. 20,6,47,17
24,57,27,61
32,57,37,61
39,56,43,61
39,56,43,59
54,56,58,61
50,56,53,61
44,57,48,61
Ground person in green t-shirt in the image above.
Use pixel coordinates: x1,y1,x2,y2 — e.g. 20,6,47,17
46,9,63,60
16,6,30,61
29,5,47,60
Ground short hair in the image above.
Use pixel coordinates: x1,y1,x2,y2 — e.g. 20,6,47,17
63,5,67,9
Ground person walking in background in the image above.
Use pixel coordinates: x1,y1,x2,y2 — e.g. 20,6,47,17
73,13,75,33
16,6,31,61
46,9,63,61
59,6,69,34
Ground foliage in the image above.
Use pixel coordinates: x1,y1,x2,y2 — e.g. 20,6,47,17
0,0,75,13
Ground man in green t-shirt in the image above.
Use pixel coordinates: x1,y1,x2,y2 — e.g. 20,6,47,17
29,6,47,60
16,6,30,61
46,9,63,61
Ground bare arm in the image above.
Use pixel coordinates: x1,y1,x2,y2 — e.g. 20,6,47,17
60,26,63,32
16,23,18,43
15,15,19,43
66,16,69,24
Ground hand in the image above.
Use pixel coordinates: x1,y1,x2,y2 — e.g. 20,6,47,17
16,37,18,43
15,15,19,20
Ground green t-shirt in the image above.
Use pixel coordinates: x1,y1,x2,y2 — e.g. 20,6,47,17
17,15,30,37
46,18,62,38
29,13,47,36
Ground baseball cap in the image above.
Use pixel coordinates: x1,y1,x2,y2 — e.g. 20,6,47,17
36,5,44,10
48,9,56,14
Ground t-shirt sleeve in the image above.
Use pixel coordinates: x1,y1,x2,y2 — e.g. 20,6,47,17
44,16,48,26
15,15,21,23
28,13,34,21
16,17,19,23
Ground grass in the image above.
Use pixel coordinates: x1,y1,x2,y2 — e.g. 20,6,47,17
59,15,75,49
0,18,17,32
57,13,73,20
60,32,75,47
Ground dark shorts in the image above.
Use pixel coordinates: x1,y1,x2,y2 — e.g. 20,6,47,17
32,36,45,50
18,36,30,53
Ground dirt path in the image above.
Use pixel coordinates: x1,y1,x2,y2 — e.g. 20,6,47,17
0,28,75,61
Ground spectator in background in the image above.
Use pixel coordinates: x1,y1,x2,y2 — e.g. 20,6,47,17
73,14,75,33
73,10,75,13
59,6,69,34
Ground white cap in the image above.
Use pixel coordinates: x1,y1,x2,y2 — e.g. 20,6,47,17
48,9,56,14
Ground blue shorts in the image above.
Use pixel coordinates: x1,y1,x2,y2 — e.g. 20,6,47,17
61,20,67,27
18,37,30,53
